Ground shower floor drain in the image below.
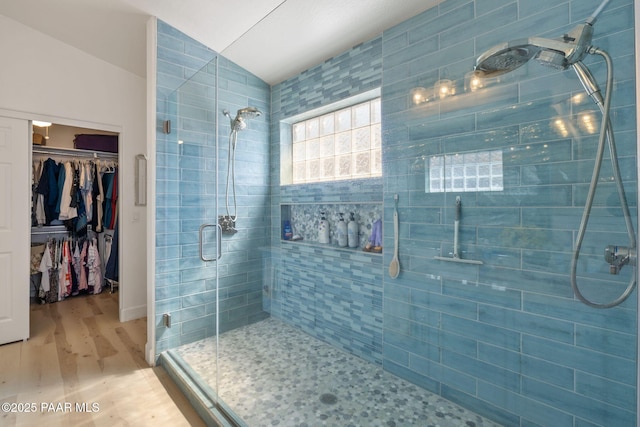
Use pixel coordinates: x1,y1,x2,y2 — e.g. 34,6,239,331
319,393,338,405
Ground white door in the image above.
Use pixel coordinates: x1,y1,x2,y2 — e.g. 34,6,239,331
0,116,29,344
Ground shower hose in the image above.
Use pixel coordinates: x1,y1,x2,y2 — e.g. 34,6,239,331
225,129,238,222
570,47,637,308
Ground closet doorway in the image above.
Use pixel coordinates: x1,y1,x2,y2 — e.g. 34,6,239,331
29,121,121,338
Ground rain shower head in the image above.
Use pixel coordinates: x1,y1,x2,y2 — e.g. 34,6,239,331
236,106,262,120
474,41,540,78
223,106,262,132
474,23,594,78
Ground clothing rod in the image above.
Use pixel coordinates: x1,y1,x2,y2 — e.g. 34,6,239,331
31,225,94,235
31,228,69,235
33,146,118,159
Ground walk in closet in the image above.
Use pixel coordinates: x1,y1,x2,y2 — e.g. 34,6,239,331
30,123,120,305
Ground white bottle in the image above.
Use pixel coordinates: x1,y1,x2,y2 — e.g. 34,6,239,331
319,212,330,244
337,213,348,247
348,212,359,248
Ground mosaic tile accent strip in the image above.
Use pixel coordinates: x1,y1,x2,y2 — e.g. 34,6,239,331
175,317,502,427
277,37,382,119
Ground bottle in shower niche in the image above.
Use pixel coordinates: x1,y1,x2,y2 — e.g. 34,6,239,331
337,213,348,247
319,212,330,244
282,220,293,240
348,212,359,248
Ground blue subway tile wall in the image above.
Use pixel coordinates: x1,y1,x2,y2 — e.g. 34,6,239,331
156,0,637,424
269,1,637,426
269,35,386,364
272,243,384,365
377,0,637,426
155,20,270,355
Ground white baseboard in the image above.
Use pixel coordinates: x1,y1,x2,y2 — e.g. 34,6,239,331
145,342,156,366
120,304,146,322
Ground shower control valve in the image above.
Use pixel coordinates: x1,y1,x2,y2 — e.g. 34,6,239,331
604,245,636,275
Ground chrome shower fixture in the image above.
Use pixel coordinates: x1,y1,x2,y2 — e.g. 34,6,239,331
474,0,610,78
220,106,263,233
474,24,594,78
223,106,262,132
473,0,637,309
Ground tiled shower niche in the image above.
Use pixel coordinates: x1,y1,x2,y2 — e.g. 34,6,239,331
281,203,383,251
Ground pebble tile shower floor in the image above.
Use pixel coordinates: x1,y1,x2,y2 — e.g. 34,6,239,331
175,318,502,427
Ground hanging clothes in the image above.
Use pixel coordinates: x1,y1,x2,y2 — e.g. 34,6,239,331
36,158,60,225
102,169,115,230
78,240,89,292
95,162,106,232
54,164,66,220
105,219,119,282
32,157,117,234
38,243,53,293
82,162,94,224
72,242,82,294
34,235,105,304
87,239,103,294
32,154,116,304
89,163,100,230
32,160,44,226
109,169,118,229
44,241,59,304
101,230,114,268
58,240,73,299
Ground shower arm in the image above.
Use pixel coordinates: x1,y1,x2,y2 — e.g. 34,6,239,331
586,0,612,25
569,46,637,308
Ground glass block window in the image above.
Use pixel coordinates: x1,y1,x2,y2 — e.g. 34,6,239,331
427,150,504,193
292,98,381,184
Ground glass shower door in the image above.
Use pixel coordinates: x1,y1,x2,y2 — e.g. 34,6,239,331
172,57,222,403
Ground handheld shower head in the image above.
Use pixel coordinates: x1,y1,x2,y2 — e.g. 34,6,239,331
474,41,540,78
474,0,612,79
474,23,594,78
223,106,263,132
236,106,262,120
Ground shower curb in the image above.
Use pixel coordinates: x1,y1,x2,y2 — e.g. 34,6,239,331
159,349,246,427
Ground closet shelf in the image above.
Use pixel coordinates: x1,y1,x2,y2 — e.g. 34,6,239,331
33,146,118,159
31,225,68,235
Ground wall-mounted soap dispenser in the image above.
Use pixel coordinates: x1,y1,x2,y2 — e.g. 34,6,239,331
337,213,348,247
348,212,359,248
319,212,330,244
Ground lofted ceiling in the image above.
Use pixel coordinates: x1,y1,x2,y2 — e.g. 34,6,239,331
0,0,440,85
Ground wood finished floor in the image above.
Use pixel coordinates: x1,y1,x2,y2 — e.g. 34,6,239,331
0,292,205,427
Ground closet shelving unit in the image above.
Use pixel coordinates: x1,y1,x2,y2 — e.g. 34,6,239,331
33,145,118,160
31,144,120,294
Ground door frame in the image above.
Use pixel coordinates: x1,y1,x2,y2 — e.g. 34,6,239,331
0,108,124,321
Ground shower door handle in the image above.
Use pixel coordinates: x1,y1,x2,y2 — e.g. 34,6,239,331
199,223,222,262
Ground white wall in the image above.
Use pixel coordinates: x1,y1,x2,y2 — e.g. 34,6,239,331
0,14,147,322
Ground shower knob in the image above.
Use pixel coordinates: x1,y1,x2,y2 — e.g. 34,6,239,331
604,245,636,275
